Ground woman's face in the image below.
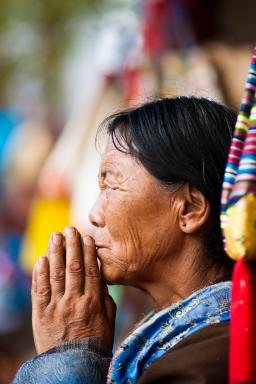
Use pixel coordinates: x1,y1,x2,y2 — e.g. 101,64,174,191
89,138,182,286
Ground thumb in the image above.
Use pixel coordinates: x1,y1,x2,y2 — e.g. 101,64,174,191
102,284,117,324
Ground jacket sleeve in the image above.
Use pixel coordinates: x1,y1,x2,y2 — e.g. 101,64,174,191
13,337,112,384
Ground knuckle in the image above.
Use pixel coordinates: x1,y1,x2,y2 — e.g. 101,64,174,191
62,295,71,305
62,295,77,310
38,270,49,278
51,269,65,281
37,285,51,297
84,293,97,306
68,261,83,274
85,265,100,278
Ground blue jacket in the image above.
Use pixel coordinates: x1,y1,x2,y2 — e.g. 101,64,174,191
13,337,111,384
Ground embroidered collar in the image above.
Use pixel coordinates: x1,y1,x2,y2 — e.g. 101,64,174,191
108,281,231,384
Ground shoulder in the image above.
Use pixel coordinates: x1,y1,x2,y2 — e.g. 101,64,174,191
137,321,229,384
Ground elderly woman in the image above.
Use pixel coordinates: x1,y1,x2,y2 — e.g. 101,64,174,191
14,97,235,384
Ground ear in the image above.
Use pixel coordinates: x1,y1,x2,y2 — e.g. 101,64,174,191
178,183,210,234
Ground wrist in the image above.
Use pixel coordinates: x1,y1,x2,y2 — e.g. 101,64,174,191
48,336,113,358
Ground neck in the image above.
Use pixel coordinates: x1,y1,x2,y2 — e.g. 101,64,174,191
136,240,224,312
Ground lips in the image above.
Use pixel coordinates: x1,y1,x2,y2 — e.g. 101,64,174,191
95,243,108,258
96,245,104,250
95,245,105,255
96,246,105,252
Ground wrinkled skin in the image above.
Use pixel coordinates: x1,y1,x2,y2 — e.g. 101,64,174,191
32,138,214,354
90,140,183,286
32,232,116,354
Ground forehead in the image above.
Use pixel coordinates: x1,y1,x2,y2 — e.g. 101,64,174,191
99,137,163,194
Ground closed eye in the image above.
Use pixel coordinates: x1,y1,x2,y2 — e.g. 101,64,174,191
98,172,119,191
99,180,118,192
105,184,118,191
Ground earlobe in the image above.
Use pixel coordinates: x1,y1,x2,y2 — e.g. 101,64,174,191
179,184,210,234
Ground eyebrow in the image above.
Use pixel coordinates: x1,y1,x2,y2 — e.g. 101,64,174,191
98,158,122,182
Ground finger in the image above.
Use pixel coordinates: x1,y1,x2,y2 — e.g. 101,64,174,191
34,256,51,310
82,236,101,295
48,232,65,298
31,261,37,296
64,227,84,296
105,293,117,325
101,284,116,318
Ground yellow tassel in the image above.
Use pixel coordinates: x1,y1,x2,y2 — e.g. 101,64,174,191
224,193,256,261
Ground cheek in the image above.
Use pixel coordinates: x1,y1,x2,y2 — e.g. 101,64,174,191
105,191,130,239
104,192,141,261
102,188,178,278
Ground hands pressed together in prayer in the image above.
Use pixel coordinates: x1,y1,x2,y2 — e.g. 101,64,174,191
32,227,116,354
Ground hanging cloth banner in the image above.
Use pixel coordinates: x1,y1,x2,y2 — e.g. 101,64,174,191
142,0,170,56
221,46,256,384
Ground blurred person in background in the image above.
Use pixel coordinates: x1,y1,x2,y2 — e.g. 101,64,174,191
14,96,235,384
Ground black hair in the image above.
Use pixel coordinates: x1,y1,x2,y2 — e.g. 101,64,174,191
99,96,236,274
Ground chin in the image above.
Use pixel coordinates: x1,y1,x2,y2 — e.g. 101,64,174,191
97,247,130,285
100,263,126,285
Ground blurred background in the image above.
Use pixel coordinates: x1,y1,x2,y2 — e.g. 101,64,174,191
0,0,255,381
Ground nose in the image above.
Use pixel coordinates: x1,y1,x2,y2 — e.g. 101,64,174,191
89,194,106,228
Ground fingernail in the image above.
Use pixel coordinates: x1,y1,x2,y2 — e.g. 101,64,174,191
83,236,93,246
64,227,76,238
38,256,46,267
52,233,62,245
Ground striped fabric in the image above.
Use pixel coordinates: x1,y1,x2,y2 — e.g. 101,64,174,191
220,45,256,384
221,46,256,243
